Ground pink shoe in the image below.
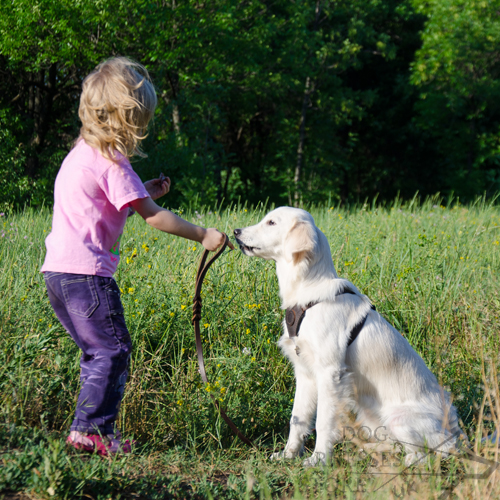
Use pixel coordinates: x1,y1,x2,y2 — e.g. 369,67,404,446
66,431,134,456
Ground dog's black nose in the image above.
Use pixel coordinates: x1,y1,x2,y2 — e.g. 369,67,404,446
234,228,242,237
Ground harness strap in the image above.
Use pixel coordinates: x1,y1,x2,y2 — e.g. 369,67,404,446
285,302,318,338
285,286,375,347
346,306,375,347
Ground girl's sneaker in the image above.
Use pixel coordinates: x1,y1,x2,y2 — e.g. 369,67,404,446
66,430,133,456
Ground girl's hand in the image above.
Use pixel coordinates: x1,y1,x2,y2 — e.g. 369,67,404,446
144,173,171,200
202,228,228,251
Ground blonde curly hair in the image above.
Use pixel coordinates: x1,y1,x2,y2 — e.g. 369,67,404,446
78,57,157,160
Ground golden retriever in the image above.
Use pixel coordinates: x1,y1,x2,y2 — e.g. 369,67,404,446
234,207,464,466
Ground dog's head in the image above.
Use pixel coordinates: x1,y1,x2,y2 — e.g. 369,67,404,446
234,207,320,265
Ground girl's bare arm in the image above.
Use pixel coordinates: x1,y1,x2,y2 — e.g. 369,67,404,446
130,196,226,251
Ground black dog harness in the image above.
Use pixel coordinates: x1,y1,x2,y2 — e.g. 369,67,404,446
285,288,375,347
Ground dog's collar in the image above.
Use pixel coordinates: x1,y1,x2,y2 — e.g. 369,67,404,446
285,287,375,346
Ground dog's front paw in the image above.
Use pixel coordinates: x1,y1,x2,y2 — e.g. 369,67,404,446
302,452,327,467
270,450,299,461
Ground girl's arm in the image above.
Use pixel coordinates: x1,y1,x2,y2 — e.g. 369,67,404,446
129,196,225,251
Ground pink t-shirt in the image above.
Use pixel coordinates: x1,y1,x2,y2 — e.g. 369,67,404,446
41,139,149,277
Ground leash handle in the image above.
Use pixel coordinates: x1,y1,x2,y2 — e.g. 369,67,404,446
191,234,255,448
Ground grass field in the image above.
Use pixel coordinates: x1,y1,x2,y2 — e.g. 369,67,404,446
1,196,500,499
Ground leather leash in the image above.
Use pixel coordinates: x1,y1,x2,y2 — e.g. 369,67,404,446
191,234,255,448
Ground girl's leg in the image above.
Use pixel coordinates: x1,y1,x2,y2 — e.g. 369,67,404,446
44,272,131,436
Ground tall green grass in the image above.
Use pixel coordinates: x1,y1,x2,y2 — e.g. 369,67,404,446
1,196,500,498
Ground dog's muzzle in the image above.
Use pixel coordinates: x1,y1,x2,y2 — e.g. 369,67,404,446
233,229,259,254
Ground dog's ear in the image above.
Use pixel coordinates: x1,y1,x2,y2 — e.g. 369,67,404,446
284,221,317,264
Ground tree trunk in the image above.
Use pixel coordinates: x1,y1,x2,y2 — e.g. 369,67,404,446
292,1,321,207
164,71,182,147
26,64,57,177
222,166,232,202
340,166,349,205
172,103,181,145
294,76,312,207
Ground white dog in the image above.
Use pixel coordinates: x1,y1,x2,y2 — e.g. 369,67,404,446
234,207,464,466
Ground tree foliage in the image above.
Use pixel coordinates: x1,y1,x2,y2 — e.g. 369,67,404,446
0,0,499,211
411,0,500,197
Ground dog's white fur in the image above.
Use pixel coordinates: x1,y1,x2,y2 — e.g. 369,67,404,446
234,207,463,466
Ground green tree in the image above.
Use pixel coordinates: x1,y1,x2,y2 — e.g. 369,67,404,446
5,0,492,211
410,0,500,197
0,0,126,209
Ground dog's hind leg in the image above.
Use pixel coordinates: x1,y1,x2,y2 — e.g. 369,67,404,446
271,370,317,460
385,407,463,466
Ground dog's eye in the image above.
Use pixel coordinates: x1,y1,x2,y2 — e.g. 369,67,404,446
267,219,276,226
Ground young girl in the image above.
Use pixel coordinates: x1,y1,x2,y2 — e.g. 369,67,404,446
41,57,225,456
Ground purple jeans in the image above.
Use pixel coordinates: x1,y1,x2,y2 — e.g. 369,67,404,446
44,272,131,435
